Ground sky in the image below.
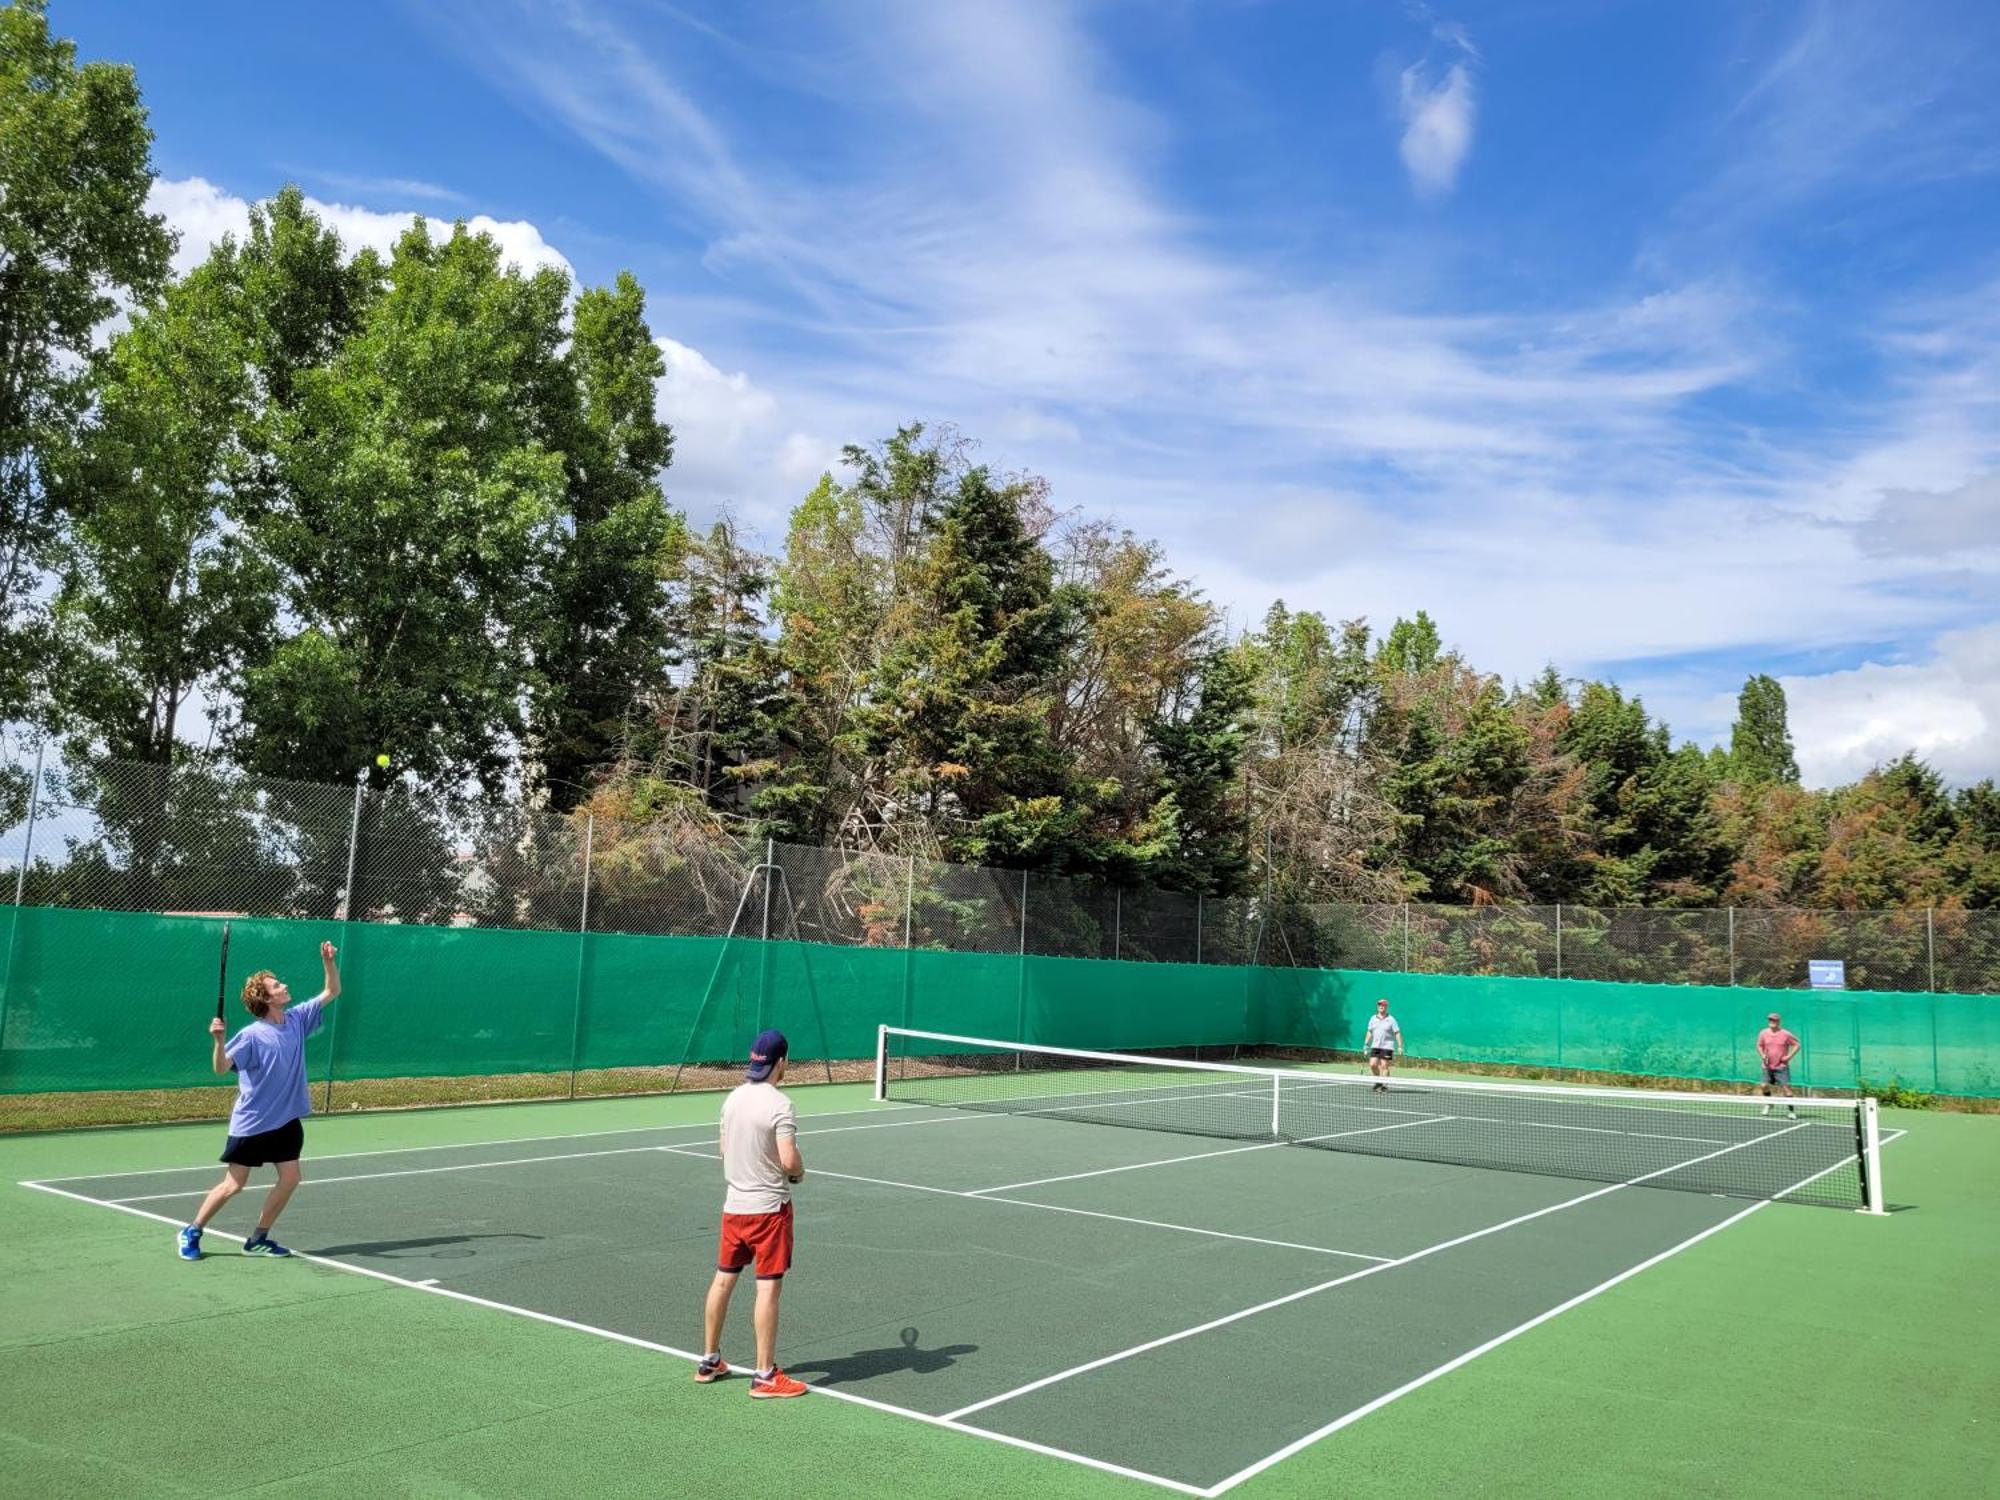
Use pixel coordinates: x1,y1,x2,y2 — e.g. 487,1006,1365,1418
70,0,2000,786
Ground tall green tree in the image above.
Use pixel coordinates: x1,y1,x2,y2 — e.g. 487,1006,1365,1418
1137,646,1254,892
1729,673,1801,785
0,0,172,719
49,256,275,762
526,271,678,811
857,461,1083,862
235,220,570,792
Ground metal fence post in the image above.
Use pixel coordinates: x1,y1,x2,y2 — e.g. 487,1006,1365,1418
322,774,367,1112
756,837,775,1032
1401,903,1410,972
1113,888,1122,962
900,854,915,1033
566,813,595,1100
1014,868,1030,1049
1727,907,1737,987
1554,903,1563,979
0,742,46,1074
1920,904,1936,1000
1196,893,1204,965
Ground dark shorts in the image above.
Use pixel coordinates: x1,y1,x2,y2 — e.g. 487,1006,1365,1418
1762,1064,1791,1086
220,1118,304,1167
1369,1048,1396,1060
718,1202,794,1280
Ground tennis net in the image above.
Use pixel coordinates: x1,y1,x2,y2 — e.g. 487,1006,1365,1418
875,1026,1886,1212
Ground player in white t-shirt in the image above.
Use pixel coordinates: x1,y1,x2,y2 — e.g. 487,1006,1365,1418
694,1028,808,1398
1363,998,1402,1093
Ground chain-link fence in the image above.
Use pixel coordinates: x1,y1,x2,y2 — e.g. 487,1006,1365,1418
0,753,1995,986
2,751,1997,1126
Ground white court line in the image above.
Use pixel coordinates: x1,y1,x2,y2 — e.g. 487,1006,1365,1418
652,1146,1394,1263
14,1179,1204,1497
940,1123,1813,1421
966,1116,1453,1195
1199,1126,1909,1496
95,1110,1014,1201
30,1099,944,1183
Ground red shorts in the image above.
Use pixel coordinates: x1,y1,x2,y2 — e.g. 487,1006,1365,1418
717,1202,794,1279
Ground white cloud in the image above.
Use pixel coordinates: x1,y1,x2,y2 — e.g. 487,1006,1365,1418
147,176,574,282
654,336,837,536
1784,625,2000,787
1398,61,1476,198
346,4,2000,779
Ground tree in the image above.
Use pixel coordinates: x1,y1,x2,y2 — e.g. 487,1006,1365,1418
0,0,172,719
1375,610,1443,678
1817,755,1957,909
1237,606,1400,904
1729,673,1800,785
759,473,881,843
854,458,1083,863
1137,646,1254,893
526,272,678,811
49,255,275,763
234,219,570,792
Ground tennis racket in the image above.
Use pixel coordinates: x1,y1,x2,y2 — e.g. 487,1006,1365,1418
215,920,232,1023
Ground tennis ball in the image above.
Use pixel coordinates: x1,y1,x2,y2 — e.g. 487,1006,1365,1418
374,753,391,769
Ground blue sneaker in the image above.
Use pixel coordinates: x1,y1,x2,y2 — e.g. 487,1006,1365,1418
242,1231,291,1258
177,1225,202,1261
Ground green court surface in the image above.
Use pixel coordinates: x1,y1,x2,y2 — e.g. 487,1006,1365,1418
3,1070,1996,1497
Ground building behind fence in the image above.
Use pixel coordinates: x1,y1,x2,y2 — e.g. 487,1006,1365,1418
3,754,1996,995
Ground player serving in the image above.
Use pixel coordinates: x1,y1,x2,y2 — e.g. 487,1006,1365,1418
177,940,341,1261
1364,997,1402,1092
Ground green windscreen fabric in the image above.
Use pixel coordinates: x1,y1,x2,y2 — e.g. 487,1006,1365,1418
1262,969,1994,1094
0,904,1993,1101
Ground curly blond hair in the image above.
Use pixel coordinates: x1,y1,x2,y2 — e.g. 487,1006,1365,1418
240,970,278,1017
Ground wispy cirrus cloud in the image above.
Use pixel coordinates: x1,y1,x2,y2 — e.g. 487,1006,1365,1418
308,170,466,205
260,0,2000,779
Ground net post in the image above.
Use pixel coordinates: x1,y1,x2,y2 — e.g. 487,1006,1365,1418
1269,1073,1282,1138
873,1025,889,1102
1858,1096,1887,1215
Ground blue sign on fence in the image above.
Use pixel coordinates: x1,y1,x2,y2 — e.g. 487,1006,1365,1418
1808,959,1847,990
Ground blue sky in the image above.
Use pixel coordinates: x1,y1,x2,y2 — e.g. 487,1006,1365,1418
73,0,2000,783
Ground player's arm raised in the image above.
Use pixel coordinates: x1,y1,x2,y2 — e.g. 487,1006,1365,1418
315,940,341,1005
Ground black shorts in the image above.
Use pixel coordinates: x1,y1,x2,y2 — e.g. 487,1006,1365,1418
220,1118,304,1167
1369,1048,1395,1060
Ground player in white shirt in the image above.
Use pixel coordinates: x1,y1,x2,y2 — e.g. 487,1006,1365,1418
694,1028,809,1398
1363,999,1402,1093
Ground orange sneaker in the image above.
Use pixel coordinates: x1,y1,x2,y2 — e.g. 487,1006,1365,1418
693,1356,730,1384
749,1368,808,1399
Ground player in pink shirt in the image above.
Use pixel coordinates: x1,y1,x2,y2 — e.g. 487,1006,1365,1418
1755,1012,1801,1118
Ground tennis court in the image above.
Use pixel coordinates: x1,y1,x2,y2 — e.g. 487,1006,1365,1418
9,1034,1933,1496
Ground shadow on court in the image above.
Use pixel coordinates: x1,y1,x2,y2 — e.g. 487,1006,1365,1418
311,1232,545,1259
789,1327,979,1387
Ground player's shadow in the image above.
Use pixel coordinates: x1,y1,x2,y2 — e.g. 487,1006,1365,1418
788,1327,978,1387
310,1232,544,1258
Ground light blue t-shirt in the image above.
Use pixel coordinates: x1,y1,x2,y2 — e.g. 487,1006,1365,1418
224,997,325,1136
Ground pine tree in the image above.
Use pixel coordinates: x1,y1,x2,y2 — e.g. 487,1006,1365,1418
1729,674,1801,785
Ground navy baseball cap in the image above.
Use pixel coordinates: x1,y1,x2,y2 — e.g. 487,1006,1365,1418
746,1029,789,1081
